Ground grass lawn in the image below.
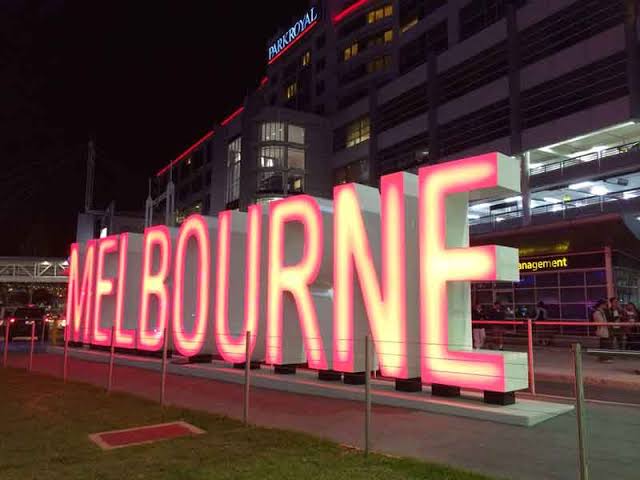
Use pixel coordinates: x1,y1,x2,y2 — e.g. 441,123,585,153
0,368,495,480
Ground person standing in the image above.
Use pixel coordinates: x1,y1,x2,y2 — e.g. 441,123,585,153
472,303,486,349
593,300,612,362
489,301,505,350
607,297,626,350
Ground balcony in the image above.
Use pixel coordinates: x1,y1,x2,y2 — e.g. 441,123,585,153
529,141,640,190
470,187,640,234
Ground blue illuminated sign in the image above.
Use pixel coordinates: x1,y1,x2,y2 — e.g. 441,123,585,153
268,7,319,63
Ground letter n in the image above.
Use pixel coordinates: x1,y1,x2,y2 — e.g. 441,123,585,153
333,172,420,379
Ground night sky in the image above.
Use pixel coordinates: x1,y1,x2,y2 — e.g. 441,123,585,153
1,0,304,257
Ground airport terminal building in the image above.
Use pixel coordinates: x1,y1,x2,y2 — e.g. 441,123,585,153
150,0,640,319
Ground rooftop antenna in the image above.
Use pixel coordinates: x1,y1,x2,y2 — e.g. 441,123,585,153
84,138,96,213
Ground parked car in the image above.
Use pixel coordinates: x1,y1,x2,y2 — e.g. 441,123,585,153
0,307,46,341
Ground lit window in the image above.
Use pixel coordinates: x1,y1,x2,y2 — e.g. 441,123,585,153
288,124,305,144
286,82,297,99
302,51,311,67
346,117,370,148
343,42,359,61
261,122,285,142
259,145,285,168
226,137,242,204
367,29,393,49
367,4,392,24
367,55,391,73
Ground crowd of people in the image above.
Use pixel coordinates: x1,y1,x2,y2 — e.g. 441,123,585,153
471,297,640,357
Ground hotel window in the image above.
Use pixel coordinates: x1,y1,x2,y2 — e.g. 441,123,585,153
346,117,370,148
343,42,359,61
367,5,393,24
367,55,391,73
368,29,393,48
225,137,242,204
286,82,297,99
261,122,286,142
302,51,311,67
258,122,306,194
316,57,326,72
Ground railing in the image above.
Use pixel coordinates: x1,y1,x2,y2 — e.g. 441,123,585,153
0,258,69,283
469,186,640,226
529,141,640,176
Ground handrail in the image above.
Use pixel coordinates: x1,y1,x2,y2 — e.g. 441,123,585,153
529,140,640,176
469,186,640,226
473,320,633,327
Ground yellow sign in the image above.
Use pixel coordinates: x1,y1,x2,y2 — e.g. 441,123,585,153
518,257,568,272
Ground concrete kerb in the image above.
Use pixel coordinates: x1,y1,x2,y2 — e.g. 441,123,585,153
46,345,573,427
535,370,640,391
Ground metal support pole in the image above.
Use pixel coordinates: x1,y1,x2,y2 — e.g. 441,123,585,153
364,335,372,457
3,320,9,368
527,318,536,395
107,326,115,393
243,330,251,426
29,322,36,372
572,343,589,480
63,326,69,383
160,327,169,406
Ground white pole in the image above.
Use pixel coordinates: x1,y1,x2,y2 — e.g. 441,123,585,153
107,326,116,393
572,343,589,480
243,330,251,426
3,319,10,368
160,327,169,406
63,325,69,383
364,335,371,456
527,318,536,395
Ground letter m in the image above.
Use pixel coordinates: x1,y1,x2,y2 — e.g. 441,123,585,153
66,241,97,343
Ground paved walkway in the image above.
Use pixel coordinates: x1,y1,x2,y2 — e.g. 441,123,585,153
533,347,640,390
3,352,639,480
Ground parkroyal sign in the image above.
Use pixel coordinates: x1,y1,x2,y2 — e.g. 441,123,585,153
67,153,528,393
268,7,319,64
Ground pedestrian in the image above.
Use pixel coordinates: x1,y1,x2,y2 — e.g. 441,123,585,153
593,299,612,362
471,303,486,349
489,301,505,350
607,297,626,350
534,301,550,346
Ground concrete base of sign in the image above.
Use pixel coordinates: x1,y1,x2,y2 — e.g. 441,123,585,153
51,347,574,427
484,390,516,406
232,362,261,370
432,384,461,398
343,372,366,385
274,364,296,375
395,377,422,392
318,370,342,381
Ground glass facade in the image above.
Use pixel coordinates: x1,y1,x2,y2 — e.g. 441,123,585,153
472,251,608,320
226,137,242,204
256,121,306,197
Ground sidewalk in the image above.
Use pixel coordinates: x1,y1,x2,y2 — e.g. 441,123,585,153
4,352,640,480
532,347,640,390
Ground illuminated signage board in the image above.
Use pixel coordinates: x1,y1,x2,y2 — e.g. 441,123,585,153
519,257,568,272
268,7,319,64
67,152,528,395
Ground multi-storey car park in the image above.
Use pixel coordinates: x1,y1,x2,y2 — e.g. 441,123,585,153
146,0,640,325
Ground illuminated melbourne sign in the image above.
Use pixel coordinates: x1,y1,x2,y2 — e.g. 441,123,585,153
268,7,319,64
67,152,528,394
519,257,568,272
